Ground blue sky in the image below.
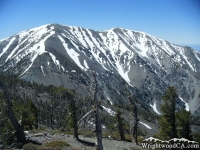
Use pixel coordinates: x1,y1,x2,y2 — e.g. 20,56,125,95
0,0,200,49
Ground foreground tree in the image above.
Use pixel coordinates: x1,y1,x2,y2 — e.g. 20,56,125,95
13,99,39,130
158,86,178,140
0,80,26,145
176,109,192,140
68,97,79,140
128,96,138,144
93,72,103,150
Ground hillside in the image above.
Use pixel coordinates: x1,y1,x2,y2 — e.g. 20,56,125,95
0,24,200,115
0,74,159,149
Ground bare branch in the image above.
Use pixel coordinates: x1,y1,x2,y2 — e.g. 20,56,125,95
77,109,95,125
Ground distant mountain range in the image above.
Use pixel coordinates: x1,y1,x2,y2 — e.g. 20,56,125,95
0,23,199,115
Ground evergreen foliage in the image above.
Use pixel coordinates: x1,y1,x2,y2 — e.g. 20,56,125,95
158,86,178,140
176,109,193,140
158,86,194,141
0,73,198,147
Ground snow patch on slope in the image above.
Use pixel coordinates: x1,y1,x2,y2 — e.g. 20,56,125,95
41,66,45,76
0,37,16,58
139,121,152,129
83,60,89,69
179,96,189,111
101,105,115,116
58,35,85,70
49,52,64,70
150,101,161,115
115,62,130,83
19,30,55,76
179,49,195,71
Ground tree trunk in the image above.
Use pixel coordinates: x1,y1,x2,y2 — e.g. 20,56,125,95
72,100,79,140
0,80,26,144
128,96,138,145
116,113,126,141
133,104,138,144
93,72,103,150
69,98,79,140
73,126,79,140
35,113,39,129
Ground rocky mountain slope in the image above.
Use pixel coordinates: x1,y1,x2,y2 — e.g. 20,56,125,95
0,23,200,115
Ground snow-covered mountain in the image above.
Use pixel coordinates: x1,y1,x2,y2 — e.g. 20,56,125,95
0,23,200,115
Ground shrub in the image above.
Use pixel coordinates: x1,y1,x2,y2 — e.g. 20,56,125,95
82,131,94,138
41,141,70,149
23,143,39,150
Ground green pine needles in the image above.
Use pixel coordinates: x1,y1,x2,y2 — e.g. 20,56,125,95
157,86,192,140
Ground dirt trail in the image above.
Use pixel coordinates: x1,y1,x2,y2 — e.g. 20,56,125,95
27,132,145,150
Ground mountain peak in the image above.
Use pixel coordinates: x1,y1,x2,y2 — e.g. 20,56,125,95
0,24,200,115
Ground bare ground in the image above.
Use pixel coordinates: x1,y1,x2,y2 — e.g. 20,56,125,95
27,132,146,150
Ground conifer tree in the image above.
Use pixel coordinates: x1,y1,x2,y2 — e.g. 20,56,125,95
68,97,79,140
176,109,192,140
158,86,178,140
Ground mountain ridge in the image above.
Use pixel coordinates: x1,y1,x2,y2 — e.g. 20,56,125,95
0,23,200,115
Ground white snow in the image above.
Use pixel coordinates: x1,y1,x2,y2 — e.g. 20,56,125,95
49,52,60,69
83,60,89,69
101,30,132,85
61,66,65,71
0,37,9,42
139,121,152,129
58,35,85,70
150,101,161,115
134,33,149,58
69,27,88,47
40,66,45,76
19,53,38,77
8,26,54,63
194,52,200,62
18,30,29,43
29,24,50,33
86,29,101,48
101,105,115,116
179,96,189,111
0,37,16,58
103,91,113,105
119,41,129,54
115,61,130,83
19,30,55,77
179,48,195,71
101,124,106,129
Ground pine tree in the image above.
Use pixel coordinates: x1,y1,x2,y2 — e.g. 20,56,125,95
158,86,178,140
68,97,79,140
176,109,192,140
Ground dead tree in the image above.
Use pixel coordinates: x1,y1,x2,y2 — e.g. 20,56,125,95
0,80,26,144
128,96,138,145
116,110,126,141
77,109,95,125
93,72,103,150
